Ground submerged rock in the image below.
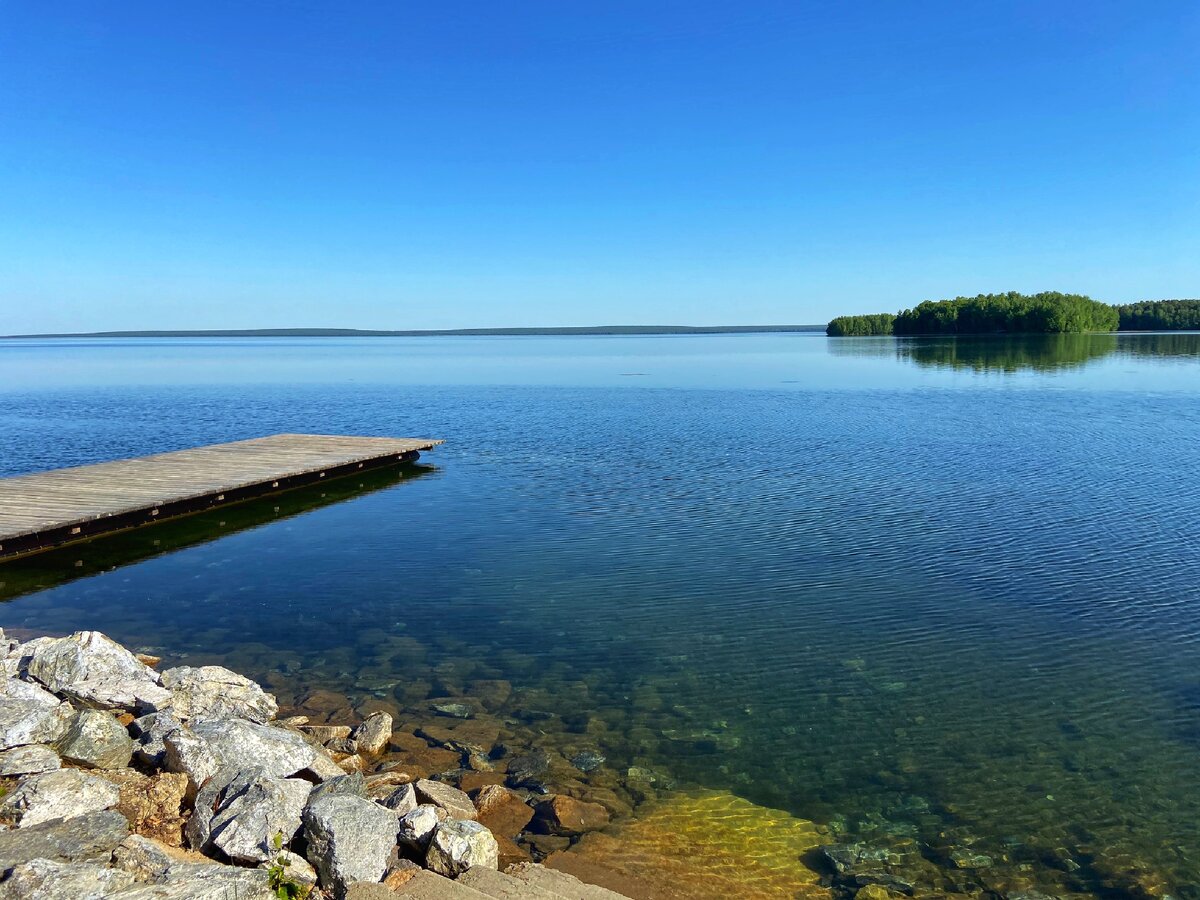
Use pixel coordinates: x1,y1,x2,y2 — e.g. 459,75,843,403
0,744,61,777
1,857,135,899
425,819,499,877
303,793,399,898
0,678,74,750
0,767,121,827
160,665,278,724
569,750,606,773
431,701,473,719
24,631,171,713
532,795,610,836
56,707,134,769
473,784,534,838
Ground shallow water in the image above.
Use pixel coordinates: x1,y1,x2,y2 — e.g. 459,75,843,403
2,333,1199,897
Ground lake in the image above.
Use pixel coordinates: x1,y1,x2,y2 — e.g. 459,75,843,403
2,333,1199,898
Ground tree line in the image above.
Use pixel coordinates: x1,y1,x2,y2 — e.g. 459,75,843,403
828,294,1199,336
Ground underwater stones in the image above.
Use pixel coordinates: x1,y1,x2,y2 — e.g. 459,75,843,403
0,810,129,869
0,767,121,828
505,749,550,786
55,708,134,769
0,744,61,777
303,793,398,898
24,631,171,713
532,795,610,836
431,700,474,719
397,805,444,850
467,679,512,711
350,711,393,755
0,678,74,750
424,819,499,877
160,665,278,723
473,784,534,838
569,750,606,773
414,778,477,820
948,847,994,869
130,711,183,767
190,717,316,778
96,769,189,847
1,857,135,899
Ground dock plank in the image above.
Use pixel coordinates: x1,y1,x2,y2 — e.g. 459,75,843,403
0,434,441,559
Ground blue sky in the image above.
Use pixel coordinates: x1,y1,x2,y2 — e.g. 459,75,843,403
1,1,1197,332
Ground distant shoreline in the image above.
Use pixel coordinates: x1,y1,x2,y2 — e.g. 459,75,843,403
1,325,826,339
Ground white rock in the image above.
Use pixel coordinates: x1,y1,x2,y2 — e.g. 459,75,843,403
113,834,179,881
397,804,443,849
191,718,316,778
162,726,219,793
425,819,499,877
160,666,278,724
350,712,392,755
303,793,399,899
0,768,121,828
257,850,318,888
0,678,74,750
55,707,134,769
414,778,477,820
0,857,134,899
24,631,171,713
187,767,311,863
0,744,61,777
381,782,417,815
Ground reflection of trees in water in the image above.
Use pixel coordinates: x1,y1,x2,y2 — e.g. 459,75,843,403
827,333,1200,373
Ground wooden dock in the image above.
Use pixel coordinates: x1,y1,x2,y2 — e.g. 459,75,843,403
0,434,442,561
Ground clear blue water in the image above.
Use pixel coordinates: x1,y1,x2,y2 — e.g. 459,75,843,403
2,333,1199,897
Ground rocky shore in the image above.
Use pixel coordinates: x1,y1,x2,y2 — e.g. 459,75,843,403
0,629,633,899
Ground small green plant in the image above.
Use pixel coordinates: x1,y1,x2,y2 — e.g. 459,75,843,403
266,832,310,900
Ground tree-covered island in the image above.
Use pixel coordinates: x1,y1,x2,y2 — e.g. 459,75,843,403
828,294,1199,336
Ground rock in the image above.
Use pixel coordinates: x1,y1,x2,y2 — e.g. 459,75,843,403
309,771,366,802
258,849,318,888
187,767,311,862
381,783,417,815
298,724,351,744
55,707,134,768
130,711,183,767
96,769,189,846
190,717,316,777
350,711,392,755
474,784,534,838
569,750,606,773
414,778,477,820
0,858,134,898
0,809,128,869
0,744,61,777
160,665,278,724
162,726,219,796
303,793,399,898
397,804,444,849
505,749,550,786
949,847,994,868
381,859,422,889
115,861,276,899
343,884,395,900
24,631,171,712
855,886,895,900
363,771,412,801
113,834,185,880
278,715,309,727
532,795,610,836
0,767,121,827
304,751,348,782
0,678,74,750
336,754,366,773
425,819,499,877
431,701,473,719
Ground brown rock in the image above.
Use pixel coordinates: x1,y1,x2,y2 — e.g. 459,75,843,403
95,769,188,847
533,795,610,836
466,679,512,711
382,859,422,889
473,785,534,838
135,653,162,668
521,833,572,858
494,833,531,868
298,725,352,744
459,771,508,794
337,754,366,774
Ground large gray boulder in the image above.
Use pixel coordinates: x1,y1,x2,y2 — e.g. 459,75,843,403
191,718,316,778
160,666,278,724
424,819,499,877
23,631,171,713
113,861,276,899
130,711,183,767
0,768,121,827
0,678,74,750
186,767,311,863
303,793,399,899
0,744,61,777
0,809,129,869
55,707,134,769
0,858,135,899
162,726,219,795
113,834,179,881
